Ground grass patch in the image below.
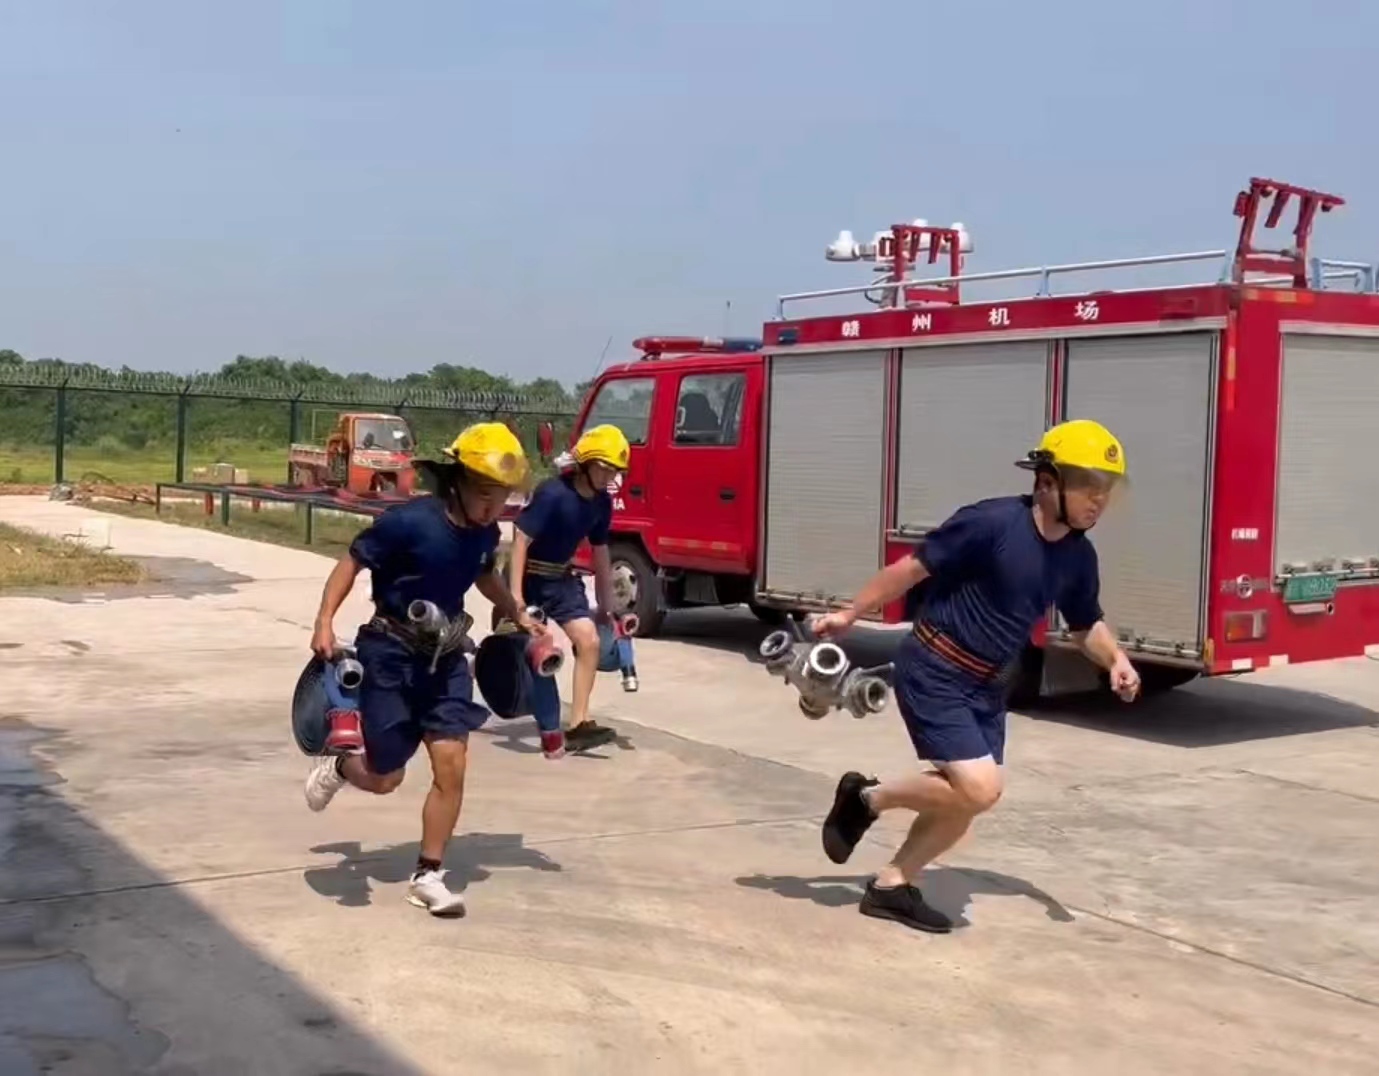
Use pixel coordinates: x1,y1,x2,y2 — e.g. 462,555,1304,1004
0,521,145,591
95,498,370,559
1,442,289,487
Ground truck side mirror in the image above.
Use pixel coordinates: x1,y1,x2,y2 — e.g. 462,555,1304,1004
538,422,554,462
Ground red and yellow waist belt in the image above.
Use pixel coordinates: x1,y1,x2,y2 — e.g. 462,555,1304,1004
524,557,575,579
913,621,1002,683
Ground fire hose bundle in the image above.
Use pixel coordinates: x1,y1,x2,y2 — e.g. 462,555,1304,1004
292,644,366,756
758,617,893,720
291,600,534,756
292,600,645,752
473,610,638,719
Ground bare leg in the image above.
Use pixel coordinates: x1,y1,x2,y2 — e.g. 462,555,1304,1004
867,770,972,815
339,754,405,795
562,617,600,728
871,759,1001,887
875,811,974,888
419,736,468,863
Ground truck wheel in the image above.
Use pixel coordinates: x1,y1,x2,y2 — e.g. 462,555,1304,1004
610,543,663,637
1137,664,1200,696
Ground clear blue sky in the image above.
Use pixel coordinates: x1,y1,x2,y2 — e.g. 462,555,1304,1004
2,0,1375,387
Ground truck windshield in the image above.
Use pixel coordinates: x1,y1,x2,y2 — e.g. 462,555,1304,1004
354,418,413,452
581,376,654,445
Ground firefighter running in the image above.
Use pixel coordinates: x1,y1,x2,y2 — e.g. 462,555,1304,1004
811,419,1142,933
507,424,629,757
303,422,544,918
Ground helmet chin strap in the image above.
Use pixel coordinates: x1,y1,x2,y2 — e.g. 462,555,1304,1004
1043,466,1090,534
447,468,478,527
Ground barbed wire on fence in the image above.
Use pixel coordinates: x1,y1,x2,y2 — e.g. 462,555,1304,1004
0,362,582,414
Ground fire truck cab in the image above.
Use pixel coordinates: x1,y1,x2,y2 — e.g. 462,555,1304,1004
571,177,1379,701
571,335,769,632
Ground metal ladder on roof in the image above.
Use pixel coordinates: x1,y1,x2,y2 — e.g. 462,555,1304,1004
776,178,1376,319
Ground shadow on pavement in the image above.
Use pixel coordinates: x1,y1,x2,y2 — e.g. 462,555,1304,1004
734,868,1074,929
1025,674,1379,747
0,718,424,1076
304,833,563,909
658,610,1379,747
475,717,638,759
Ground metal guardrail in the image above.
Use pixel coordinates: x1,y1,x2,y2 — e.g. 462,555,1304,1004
154,482,397,546
153,482,525,548
775,250,1379,318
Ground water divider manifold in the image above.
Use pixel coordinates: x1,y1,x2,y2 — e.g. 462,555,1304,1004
758,617,892,719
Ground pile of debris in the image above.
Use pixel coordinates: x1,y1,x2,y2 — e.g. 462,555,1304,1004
43,474,157,506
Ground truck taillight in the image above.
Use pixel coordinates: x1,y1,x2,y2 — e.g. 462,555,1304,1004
1223,610,1268,643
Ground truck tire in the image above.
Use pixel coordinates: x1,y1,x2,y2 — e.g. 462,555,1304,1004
610,542,663,637
1137,663,1200,696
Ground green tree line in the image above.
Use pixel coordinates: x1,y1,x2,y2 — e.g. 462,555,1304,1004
0,349,591,471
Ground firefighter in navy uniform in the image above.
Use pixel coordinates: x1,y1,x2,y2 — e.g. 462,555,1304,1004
509,424,630,757
303,422,542,918
810,419,1141,933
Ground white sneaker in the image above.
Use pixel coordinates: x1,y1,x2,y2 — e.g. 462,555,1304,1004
304,756,346,812
406,868,466,918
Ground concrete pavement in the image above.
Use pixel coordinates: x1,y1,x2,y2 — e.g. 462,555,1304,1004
1,495,1377,1074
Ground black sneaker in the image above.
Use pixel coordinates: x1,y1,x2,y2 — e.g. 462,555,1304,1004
859,880,953,934
565,720,617,752
822,771,879,864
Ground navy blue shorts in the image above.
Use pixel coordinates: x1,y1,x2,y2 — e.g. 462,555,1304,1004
892,633,1007,765
523,572,591,627
355,625,490,775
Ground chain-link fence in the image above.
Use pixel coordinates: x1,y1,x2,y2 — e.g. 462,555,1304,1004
0,364,581,488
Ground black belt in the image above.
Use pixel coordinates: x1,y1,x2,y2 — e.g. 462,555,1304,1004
524,558,574,579
913,621,1003,683
368,614,471,670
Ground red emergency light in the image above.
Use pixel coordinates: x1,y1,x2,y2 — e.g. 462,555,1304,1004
634,336,763,359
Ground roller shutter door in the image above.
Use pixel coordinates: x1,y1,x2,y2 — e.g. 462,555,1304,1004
763,350,887,601
1276,334,1379,573
896,340,1050,531
1063,332,1216,652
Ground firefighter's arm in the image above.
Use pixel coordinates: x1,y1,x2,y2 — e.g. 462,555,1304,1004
318,507,404,633
843,557,930,623
1070,620,1123,669
475,565,522,625
590,543,615,616
507,528,531,608
1062,550,1139,699
476,545,546,635
312,555,362,657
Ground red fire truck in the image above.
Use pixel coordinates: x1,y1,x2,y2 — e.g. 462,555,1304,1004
570,178,1379,698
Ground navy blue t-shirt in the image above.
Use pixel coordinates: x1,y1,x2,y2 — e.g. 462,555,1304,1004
911,495,1103,667
515,474,613,564
348,495,500,621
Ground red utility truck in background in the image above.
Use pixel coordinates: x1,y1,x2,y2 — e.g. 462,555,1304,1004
288,411,418,496
570,178,1379,699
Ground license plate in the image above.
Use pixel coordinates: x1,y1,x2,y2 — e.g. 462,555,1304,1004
1281,573,1339,604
